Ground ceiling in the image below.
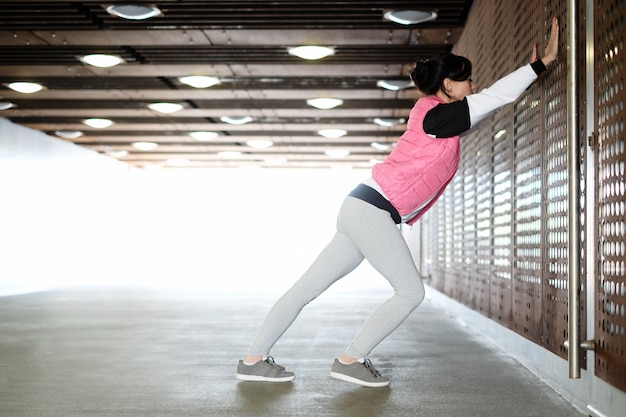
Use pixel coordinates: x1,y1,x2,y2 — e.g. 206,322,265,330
0,1,473,169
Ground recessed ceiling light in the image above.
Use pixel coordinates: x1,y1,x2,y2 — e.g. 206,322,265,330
318,129,347,139
7,82,43,94
307,98,343,110
373,117,406,127
264,157,287,165
0,102,15,110
132,141,158,151
246,139,274,149
83,118,113,128
220,116,254,125
106,4,162,20
383,10,437,25
218,151,243,159
107,150,129,158
148,102,183,113
371,142,393,151
376,80,414,91
178,76,221,88
190,131,219,141
167,158,190,166
55,130,84,139
288,45,335,60
143,164,163,171
80,54,124,68
324,149,350,158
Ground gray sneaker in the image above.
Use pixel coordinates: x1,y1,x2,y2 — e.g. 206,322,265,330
329,358,390,387
236,356,295,382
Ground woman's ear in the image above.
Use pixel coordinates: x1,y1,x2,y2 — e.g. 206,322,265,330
441,77,453,96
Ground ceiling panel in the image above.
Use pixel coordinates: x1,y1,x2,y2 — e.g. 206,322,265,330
0,0,473,169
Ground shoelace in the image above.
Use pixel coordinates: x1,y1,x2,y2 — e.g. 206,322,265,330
361,358,382,377
265,356,286,372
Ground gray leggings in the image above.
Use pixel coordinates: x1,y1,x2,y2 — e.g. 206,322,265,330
246,196,425,359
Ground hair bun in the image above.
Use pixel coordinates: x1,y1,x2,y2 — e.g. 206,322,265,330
409,53,472,96
410,60,436,93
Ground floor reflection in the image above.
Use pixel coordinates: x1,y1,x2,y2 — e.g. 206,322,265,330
235,381,295,411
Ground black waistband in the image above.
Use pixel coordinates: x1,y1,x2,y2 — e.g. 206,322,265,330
348,184,401,224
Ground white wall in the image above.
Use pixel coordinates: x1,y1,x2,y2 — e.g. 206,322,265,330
0,118,132,294
0,118,385,295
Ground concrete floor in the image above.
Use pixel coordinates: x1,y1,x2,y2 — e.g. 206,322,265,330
0,288,585,417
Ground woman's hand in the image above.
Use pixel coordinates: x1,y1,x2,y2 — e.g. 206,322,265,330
530,16,559,66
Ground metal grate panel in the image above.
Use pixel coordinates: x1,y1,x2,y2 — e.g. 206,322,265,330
511,88,544,344
416,0,573,359
594,0,626,392
540,0,581,359
409,0,626,393
457,0,496,315
509,0,546,345
488,1,515,327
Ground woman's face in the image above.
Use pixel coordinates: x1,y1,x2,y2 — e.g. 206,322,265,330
442,77,476,102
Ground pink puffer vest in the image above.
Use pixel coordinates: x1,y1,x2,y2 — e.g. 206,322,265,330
372,95,461,225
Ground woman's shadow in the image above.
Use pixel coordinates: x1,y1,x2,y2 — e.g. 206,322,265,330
235,381,295,412
235,382,391,416
328,386,392,416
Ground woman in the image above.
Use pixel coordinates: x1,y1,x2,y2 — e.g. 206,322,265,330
237,17,559,388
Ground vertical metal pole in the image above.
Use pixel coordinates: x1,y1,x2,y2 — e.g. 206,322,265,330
567,0,581,379
584,0,596,379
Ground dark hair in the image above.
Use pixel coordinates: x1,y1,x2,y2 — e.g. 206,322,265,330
410,53,472,95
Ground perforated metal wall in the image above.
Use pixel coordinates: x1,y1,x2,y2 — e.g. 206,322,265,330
415,0,578,359
411,0,626,392
595,0,626,392
540,0,581,358
489,1,515,327
510,0,546,345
